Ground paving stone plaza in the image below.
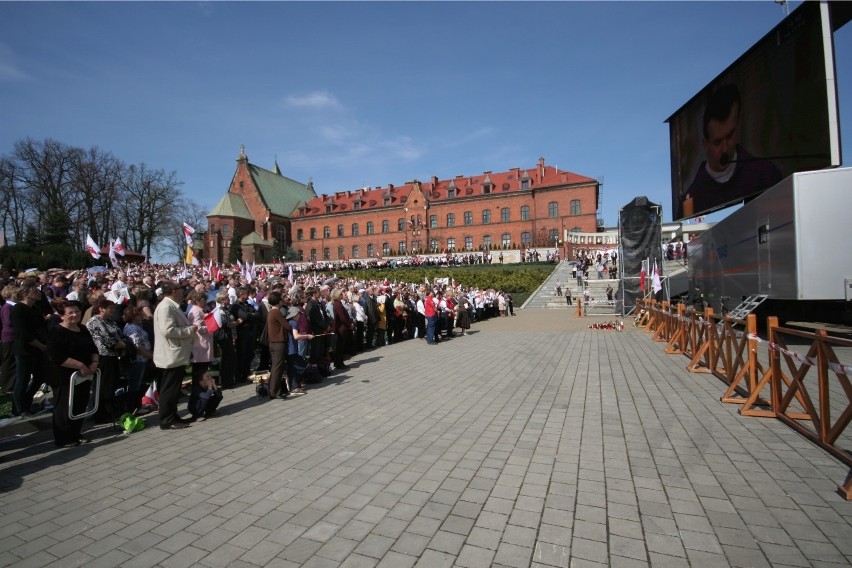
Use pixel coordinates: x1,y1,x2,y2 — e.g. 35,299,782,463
1,310,850,567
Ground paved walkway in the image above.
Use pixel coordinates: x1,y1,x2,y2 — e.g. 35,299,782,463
1,310,850,567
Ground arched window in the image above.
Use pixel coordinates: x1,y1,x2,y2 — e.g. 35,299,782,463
352,223,359,236
382,220,390,233
502,233,511,247
501,208,510,222
337,224,344,237
464,211,473,226
520,206,530,221
366,221,374,234
482,210,491,224
352,245,360,258
222,225,230,238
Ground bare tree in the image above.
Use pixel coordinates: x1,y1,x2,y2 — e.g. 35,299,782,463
157,198,209,262
117,163,184,259
11,138,82,233
69,146,124,247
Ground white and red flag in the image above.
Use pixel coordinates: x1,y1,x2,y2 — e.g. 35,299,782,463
639,259,647,292
652,260,662,294
182,222,195,246
204,306,223,335
113,237,126,256
86,234,101,259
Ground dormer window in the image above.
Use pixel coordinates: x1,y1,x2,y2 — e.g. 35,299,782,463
521,180,530,190
326,205,332,214
448,189,456,199
482,174,493,194
354,202,361,210
383,197,391,206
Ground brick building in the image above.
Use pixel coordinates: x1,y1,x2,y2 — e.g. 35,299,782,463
290,157,599,261
204,147,317,263
206,152,600,263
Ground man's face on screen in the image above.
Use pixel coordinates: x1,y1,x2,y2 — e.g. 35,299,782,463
703,102,739,173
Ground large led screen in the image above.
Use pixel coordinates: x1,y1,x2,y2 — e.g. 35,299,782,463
667,1,840,221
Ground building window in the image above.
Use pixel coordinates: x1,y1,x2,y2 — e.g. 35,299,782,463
399,241,406,254
483,235,492,249
277,226,286,246
520,205,530,221
366,221,374,234
521,179,529,190
383,197,391,206
382,242,390,256
465,236,473,250
352,245,360,258
397,218,405,231
354,201,361,210
323,226,331,238
310,228,317,239
298,249,304,261
483,183,492,194
549,229,559,244
482,210,491,224
521,232,531,246
323,247,330,260
367,243,374,257
352,223,359,236
548,202,558,218
448,188,456,198
326,206,332,214
337,224,344,237
502,233,511,247
429,215,438,229
464,211,473,226
222,225,230,238
446,213,455,227
447,238,456,251
501,208,510,222
571,199,581,215
430,238,438,252
310,248,317,260
382,220,390,233
336,246,343,259
297,229,303,241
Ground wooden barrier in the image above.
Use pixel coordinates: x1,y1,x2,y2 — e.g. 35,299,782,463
766,321,852,497
638,305,852,499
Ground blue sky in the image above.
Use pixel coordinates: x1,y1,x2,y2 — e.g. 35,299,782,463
1,1,849,229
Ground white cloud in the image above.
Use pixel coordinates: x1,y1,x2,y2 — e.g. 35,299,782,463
285,90,342,110
0,44,31,82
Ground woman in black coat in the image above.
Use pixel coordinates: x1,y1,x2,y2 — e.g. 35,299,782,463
49,300,99,447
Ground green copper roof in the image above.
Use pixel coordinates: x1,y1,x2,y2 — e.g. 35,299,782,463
241,231,273,247
248,163,317,217
209,192,253,219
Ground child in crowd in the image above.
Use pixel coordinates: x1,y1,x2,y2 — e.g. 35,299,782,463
188,371,223,420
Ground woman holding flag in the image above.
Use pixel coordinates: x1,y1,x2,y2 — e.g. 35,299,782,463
187,291,214,410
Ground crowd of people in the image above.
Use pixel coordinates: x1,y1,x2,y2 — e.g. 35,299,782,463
0,262,516,446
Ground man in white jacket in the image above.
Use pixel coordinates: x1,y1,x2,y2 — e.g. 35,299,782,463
153,281,197,430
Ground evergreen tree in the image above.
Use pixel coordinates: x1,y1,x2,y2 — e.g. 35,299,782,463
43,207,72,245
228,228,243,264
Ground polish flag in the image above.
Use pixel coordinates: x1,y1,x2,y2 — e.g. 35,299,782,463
652,261,662,294
86,234,101,259
639,259,647,292
204,307,222,335
141,382,159,406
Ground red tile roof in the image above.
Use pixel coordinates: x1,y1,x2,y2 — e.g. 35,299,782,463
296,160,596,217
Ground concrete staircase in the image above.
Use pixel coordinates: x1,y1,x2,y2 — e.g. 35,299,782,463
523,258,690,310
